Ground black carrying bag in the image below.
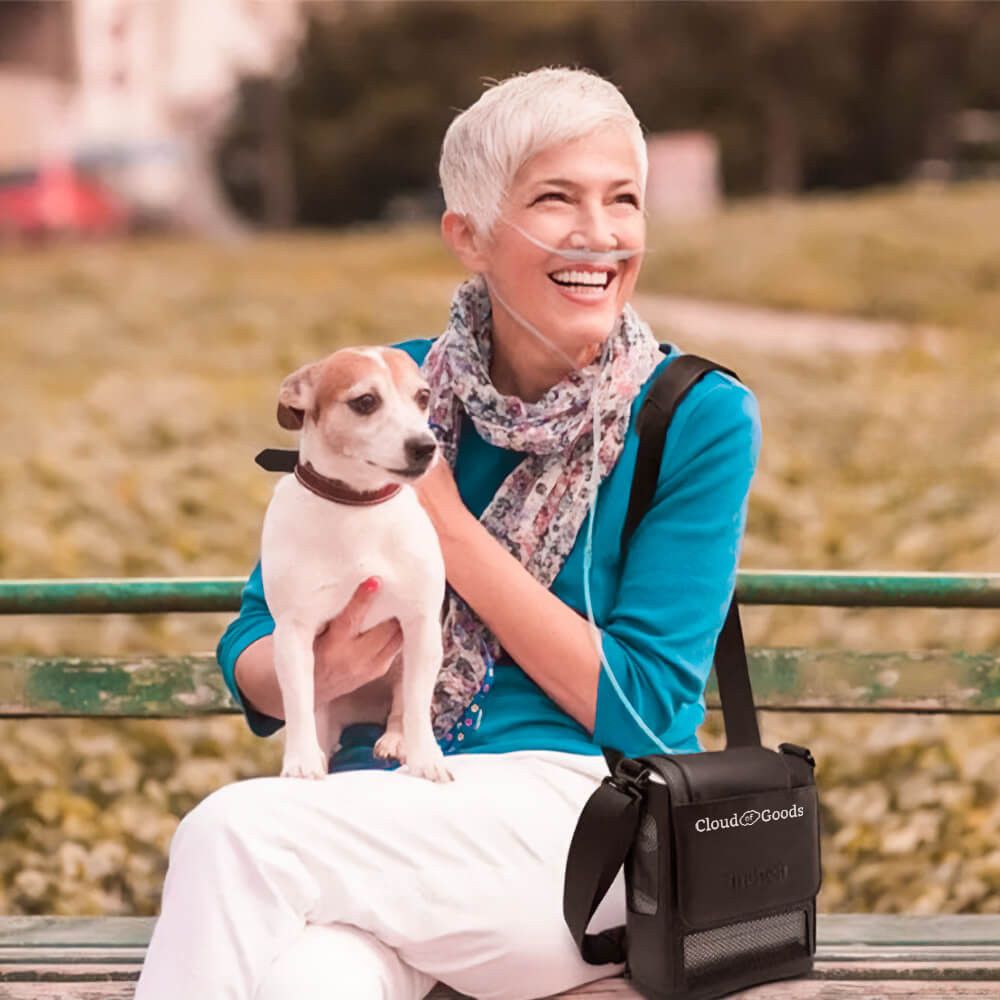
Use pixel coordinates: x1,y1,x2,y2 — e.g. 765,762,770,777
563,353,822,1000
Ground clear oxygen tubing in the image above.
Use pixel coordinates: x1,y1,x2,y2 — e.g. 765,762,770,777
500,217,644,263
481,220,674,755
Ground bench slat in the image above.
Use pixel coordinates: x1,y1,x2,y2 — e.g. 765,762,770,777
3,973,1000,997
8,913,999,950
3,916,1000,996
394,981,1000,999
4,942,999,973
0,985,134,999
2,982,999,999
0,916,152,948
814,913,1000,945
2,649,998,717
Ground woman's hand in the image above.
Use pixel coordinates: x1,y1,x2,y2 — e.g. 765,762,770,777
312,578,403,703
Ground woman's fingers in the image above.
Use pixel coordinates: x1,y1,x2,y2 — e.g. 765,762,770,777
332,577,382,638
372,622,404,666
314,580,404,690
355,617,403,661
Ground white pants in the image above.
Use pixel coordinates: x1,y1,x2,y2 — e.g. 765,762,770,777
134,749,627,1000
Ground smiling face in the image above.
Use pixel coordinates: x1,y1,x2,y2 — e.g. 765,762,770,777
469,124,645,380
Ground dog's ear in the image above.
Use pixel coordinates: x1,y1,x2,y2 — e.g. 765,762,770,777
277,362,317,430
276,402,304,430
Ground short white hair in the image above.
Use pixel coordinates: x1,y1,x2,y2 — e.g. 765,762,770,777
439,66,647,239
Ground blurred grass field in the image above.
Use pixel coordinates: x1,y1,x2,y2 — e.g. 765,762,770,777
1,181,999,917
641,179,1000,333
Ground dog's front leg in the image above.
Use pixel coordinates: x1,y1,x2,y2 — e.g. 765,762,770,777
372,655,405,764
273,618,328,779
397,617,453,783
315,702,343,763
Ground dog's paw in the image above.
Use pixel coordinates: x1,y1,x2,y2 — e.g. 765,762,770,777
280,745,328,780
373,729,406,763
404,748,454,784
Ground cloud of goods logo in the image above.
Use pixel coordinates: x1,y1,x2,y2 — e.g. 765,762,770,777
695,804,805,833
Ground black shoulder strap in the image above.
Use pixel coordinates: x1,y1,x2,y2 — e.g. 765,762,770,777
565,351,761,968
616,349,760,753
624,351,735,544
563,774,642,964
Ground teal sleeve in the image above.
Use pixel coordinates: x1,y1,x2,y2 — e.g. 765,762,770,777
215,560,284,738
593,380,762,756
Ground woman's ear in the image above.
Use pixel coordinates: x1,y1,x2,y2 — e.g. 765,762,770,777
441,211,491,272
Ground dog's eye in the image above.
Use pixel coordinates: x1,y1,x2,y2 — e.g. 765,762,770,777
415,389,431,410
347,393,380,415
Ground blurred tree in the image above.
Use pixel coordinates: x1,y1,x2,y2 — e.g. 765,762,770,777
216,0,1000,226
220,76,297,227
278,1,613,225
908,1,980,169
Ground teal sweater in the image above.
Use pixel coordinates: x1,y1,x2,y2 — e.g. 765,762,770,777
216,339,761,771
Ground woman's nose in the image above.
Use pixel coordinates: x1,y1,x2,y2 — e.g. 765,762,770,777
570,202,619,251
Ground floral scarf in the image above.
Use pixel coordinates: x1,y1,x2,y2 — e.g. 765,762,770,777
422,273,662,743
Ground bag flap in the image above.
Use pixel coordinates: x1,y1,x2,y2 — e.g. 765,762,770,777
671,784,822,929
656,746,796,802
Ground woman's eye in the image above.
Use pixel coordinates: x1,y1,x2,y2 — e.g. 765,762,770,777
534,191,639,207
347,393,380,416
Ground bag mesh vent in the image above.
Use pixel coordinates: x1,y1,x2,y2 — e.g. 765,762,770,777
683,908,807,983
627,811,659,916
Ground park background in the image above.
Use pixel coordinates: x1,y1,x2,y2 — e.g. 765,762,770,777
1,0,998,919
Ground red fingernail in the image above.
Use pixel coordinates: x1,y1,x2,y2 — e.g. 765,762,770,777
363,577,381,593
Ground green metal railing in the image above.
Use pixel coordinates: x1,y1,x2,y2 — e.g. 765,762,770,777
2,573,998,717
1,572,999,615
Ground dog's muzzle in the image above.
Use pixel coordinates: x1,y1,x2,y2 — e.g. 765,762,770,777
402,436,437,475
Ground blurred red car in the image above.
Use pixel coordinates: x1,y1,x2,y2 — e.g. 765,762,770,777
0,164,129,239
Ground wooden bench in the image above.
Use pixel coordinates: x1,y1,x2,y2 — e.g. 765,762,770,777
2,571,999,997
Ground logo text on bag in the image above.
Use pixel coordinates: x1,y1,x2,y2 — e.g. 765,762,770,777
694,804,805,833
725,861,790,892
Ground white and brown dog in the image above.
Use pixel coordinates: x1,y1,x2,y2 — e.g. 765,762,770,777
259,346,452,783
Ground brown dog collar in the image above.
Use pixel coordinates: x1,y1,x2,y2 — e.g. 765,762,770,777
294,460,401,506
254,448,400,505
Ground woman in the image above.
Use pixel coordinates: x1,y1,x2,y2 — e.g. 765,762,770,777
135,67,760,1000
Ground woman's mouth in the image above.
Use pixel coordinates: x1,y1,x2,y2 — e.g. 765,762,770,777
547,267,616,303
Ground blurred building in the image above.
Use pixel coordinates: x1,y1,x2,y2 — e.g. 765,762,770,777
645,131,722,222
0,0,304,237
0,3,76,169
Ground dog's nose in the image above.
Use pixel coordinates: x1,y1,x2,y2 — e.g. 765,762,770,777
405,437,437,466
